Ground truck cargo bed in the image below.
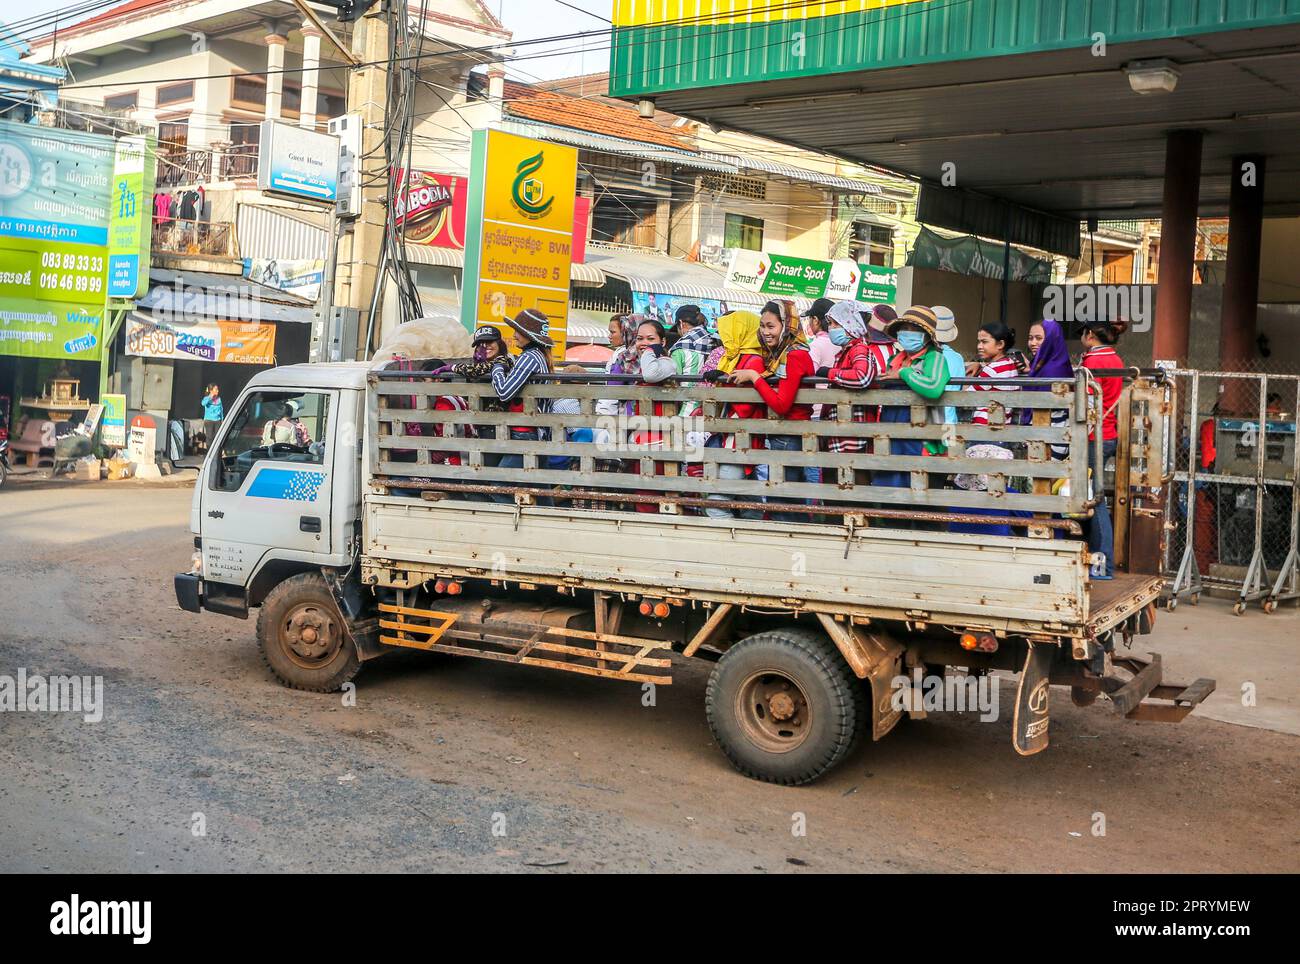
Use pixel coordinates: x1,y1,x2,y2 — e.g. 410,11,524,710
363,497,1099,637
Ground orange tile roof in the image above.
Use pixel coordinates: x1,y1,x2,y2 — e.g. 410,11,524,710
502,79,694,152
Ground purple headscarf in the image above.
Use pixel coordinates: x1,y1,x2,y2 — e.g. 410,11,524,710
1030,319,1073,379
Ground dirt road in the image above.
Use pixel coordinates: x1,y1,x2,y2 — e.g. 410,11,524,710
1,482,1297,873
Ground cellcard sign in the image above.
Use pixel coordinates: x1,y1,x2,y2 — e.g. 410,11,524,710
257,121,339,204
106,134,156,299
460,129,578,355
0,121,114,361
125,314,276,366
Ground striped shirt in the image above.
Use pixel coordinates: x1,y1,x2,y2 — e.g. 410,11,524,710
490,346,553,414
969,356,1020,425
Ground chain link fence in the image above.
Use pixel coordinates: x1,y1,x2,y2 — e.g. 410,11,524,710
1164,369,1300,613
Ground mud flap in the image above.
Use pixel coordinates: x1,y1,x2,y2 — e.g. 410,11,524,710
1013,642,1054,756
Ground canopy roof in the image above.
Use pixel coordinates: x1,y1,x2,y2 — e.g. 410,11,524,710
610,1,1300,220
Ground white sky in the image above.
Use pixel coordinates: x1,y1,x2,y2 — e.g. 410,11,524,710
5,0,613,82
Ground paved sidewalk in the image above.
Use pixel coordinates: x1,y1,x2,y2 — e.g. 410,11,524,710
1144,596,1299,736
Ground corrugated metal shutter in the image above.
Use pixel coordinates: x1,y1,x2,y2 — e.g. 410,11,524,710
236,204,328,261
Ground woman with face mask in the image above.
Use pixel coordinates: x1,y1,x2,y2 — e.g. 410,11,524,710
871,306,951,493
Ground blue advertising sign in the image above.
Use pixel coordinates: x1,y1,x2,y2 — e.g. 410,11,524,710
257,121,338,204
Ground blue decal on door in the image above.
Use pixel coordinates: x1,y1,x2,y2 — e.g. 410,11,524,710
247,468,325,502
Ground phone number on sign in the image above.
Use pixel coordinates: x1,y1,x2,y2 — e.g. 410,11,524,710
38,271,104,294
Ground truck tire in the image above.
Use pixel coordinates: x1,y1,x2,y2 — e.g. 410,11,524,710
705,628,864,786
257,572,360,693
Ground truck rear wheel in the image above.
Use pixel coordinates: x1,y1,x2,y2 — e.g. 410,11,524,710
257,573,360,692
705,628,863,785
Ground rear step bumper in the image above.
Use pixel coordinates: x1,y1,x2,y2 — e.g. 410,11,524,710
1102,653,1216,722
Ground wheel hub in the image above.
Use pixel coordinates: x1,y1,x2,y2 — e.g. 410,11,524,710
735,671,812,754
768,691,796,721
283,605,337,663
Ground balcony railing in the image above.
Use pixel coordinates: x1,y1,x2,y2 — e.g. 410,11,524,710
155,146,259,188
1097,219,1143,240
151,219,236,259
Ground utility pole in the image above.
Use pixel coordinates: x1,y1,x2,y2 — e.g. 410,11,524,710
335,1,390,359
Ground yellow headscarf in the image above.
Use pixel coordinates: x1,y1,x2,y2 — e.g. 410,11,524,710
715,311,763,374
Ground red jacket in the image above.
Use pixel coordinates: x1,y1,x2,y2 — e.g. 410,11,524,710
752,347,814,420
825,339,877,389
1082,346,1124,441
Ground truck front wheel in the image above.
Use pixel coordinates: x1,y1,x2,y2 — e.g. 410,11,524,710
705,628,864,786
257,573,360,692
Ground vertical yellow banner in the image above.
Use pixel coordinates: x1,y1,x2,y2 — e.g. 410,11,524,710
461,129,577,356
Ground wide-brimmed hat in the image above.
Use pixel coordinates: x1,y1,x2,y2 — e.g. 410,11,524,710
866,303,898,344
887,305,939,341
931,305,958,344
471,325,504,345
504,308,554,348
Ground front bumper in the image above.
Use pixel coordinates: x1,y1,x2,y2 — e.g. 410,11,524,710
174,572,202,613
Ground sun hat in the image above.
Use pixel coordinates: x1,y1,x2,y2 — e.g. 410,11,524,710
931,305,958,344
503,308,554,348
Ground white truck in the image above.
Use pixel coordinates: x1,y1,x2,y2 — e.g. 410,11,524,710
175,358,1213,784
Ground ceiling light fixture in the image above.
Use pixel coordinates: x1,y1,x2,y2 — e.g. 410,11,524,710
1124,58,1180,95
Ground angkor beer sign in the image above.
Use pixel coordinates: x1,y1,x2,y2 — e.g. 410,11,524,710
393,171,467,248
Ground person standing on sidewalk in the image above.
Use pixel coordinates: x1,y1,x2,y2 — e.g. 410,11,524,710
200,384,224,451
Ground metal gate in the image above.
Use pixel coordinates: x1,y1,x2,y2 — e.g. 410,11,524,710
1164,370,1300,613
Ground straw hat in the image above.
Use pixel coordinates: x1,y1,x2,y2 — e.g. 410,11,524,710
887,305,939,340
931,305,959,344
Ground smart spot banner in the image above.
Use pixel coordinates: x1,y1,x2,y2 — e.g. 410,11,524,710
726,249,898,305
0,121,115,361
125,313,276,366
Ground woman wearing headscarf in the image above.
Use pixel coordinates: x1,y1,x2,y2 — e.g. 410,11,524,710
1027,318,1074,461
816,300,879,466
872,306,950,493
727,301,815,521
594,314,644,429
700,310,766,519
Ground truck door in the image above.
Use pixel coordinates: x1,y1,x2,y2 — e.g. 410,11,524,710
199,387,337,588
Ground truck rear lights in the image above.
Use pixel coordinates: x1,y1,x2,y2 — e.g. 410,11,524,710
960,631,998,653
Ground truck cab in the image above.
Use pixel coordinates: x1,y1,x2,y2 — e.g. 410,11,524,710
176,363,368,620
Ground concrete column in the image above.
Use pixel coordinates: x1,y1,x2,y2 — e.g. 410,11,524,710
299,24,322,128
1219,155,1265,372
264,32,287,120
1152,129,1203,364
487,66,505,122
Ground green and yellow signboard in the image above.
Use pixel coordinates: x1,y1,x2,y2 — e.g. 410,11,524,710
106,134,157,301
0,121,118,362
460,128,579,355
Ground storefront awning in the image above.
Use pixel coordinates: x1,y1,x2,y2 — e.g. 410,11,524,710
137,269,315,324
403,244,606,287
584,248,768,307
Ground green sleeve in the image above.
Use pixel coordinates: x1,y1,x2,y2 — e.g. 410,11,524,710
899,349,949,400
